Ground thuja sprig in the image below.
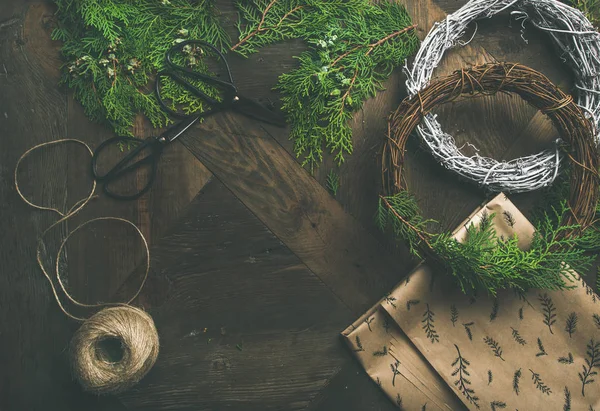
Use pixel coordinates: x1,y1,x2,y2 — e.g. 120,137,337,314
378,194,592,295
235,0,418,167
52,0,230,136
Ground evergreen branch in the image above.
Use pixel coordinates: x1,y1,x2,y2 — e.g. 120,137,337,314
463,322,474,341
536,337,548,357
490,401,506,411
232,1,305,52
578,339,600,396
510,327,527,345
353,335,364,352
326,169,340,196
383,316,391,333
406,299,420,311
396,393,403,408
490,298,499,322
564,386,571,411
483,336,505,361
530,369,552,395
594,313,600,329
539,293,557,334
384,294,397,309
450,304,459,326
558,352,574,364
451,345,480,409
421,304,439,343
565,312,578,338
513,368,522,395
364,316,374,331
373,345,388,357
390,360,401,387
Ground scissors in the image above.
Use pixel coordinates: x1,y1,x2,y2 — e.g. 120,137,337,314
92,39,286,201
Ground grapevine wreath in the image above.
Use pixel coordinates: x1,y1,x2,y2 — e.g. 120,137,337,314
380,62,600,295
404,0,600,193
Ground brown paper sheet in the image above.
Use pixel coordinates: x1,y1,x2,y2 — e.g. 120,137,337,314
342,194,600,410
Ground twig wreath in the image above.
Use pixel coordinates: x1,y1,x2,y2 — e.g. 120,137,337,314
380,62,600,295
404,0,600,193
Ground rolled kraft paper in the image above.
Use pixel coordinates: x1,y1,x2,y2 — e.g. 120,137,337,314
343,194,600,410
70,305,160,395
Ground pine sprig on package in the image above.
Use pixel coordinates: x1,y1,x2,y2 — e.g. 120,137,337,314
378,193,593,295
234,0,419,167
51,0,230,136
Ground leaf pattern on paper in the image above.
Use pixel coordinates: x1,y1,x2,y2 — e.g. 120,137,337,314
450,304,458,327
383,316,391,334
421,304,439,343
536,338,548,357
530,369,552,395
539,293,557,334
490,298,499,322
384,294,397,309
484,336,505,361
593,314,600,329
518,307,524,320
364,316,374,332
563,386,571,411
513,368,522,395
353,336,364,352
488,370,493,385
565,312,577,338
451,344,480,409
463,322,474,341
390,360,401,387
373,345,388,357
490,401,506,411
558,352,574,364
579,339,600,397
396,393,402,408
406,299,420,311
511,327,527,345
503,210,516,227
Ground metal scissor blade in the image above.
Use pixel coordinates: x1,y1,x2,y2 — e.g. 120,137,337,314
231,94,287,127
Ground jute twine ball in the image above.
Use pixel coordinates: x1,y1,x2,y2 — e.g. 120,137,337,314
70,305,160,395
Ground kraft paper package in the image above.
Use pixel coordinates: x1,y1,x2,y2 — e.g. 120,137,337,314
342,194,600,410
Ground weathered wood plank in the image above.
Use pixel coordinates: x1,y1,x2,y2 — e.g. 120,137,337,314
118,180,356,410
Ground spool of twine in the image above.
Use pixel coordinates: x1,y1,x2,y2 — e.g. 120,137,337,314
15,139,159,395
70,306,159,394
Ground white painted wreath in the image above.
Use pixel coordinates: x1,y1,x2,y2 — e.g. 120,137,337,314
404,0,600,192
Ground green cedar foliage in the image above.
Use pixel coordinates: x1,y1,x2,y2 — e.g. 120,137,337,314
569,0,600,26
234,0,419,167
378,192,593,295
52,0,230,136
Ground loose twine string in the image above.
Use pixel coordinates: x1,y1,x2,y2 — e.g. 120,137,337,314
14,139,159,394
403,0,600,193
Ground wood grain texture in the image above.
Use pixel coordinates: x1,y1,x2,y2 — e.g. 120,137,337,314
118,180,358,411
1,0,591,410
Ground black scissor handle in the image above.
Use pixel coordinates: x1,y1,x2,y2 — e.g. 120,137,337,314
91,136,163,201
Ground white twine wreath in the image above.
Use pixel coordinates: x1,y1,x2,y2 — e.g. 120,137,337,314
404,0,600,193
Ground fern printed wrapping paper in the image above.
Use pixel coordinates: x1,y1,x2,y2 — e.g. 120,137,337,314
342,194,600,410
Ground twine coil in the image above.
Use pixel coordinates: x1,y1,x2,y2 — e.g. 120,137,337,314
404,0,600,193
15,139,159,395
384,62,599,251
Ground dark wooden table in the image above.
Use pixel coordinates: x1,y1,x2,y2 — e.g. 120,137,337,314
0,1,587,410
